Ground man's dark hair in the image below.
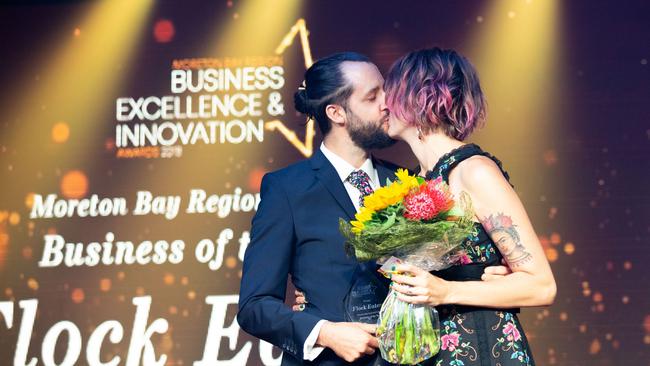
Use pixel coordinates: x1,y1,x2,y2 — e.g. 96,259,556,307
294,52,370,135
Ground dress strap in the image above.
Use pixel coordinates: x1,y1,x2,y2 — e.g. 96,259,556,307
424,143,513,187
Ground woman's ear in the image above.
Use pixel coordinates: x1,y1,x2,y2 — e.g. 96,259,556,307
325,104,346,127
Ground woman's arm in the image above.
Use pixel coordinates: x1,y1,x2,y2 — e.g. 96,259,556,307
391,156,556,308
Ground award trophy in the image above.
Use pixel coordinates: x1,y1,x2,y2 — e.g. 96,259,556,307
343,265,389,324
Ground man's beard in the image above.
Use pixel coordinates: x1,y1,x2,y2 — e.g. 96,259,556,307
346,110,396,150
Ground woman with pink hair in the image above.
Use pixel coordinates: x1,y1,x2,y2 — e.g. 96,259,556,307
384,47,556,366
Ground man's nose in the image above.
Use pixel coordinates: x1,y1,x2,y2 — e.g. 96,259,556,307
379,90,388,112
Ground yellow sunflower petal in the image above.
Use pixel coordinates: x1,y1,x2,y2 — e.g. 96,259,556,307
355,207,374,223
350,220,365,233
395,168,410,182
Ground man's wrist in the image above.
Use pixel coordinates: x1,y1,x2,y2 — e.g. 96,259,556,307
315,321,332,348
304,320,327,360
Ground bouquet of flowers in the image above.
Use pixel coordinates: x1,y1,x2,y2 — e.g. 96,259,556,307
339,169,475,364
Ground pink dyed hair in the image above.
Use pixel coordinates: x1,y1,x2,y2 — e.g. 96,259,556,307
384,47,487,140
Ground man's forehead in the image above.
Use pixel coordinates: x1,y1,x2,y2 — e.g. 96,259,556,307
340,61,383,92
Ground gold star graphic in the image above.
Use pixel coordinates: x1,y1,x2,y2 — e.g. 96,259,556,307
265,19,316,157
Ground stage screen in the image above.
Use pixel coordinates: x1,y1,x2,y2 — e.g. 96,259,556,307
0,1,648,365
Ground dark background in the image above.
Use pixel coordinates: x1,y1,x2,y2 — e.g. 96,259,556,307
0,0,648,365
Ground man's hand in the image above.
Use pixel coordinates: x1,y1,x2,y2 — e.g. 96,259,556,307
481,259,513,281
316,321,378,362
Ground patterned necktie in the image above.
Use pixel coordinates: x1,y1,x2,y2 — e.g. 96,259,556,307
347,170,374,208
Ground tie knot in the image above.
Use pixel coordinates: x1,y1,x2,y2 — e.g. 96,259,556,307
347,169,371,184
347,170,374,202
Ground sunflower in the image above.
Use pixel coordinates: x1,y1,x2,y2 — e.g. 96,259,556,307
364,186,395,211
350,220,365,234
362,193,382,212
355,206,375,223
395,168,421,190
353,170,425,233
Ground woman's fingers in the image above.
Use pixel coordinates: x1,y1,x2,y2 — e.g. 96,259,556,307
294,289,308,304
292,304,305,312
394,263,422,275
483,265,511,276
391,282,426,296
390,273,419,287
481,273,502,281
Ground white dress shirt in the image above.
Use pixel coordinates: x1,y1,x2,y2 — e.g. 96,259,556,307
320,143,381,210
300,143,380,361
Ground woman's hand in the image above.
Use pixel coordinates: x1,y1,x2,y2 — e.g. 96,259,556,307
482,259,512,281
292,289,307,311
389,263,453,306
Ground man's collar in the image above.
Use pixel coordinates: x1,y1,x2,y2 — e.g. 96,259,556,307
320,143,375,183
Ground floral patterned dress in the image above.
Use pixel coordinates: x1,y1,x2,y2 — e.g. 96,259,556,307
423,144,535,366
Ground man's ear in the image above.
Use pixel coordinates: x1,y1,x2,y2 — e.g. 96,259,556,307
325,104,346,127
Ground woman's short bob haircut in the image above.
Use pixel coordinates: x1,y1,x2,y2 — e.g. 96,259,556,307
384,47,487,140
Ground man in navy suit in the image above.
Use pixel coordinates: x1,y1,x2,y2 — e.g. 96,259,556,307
237,52,399,365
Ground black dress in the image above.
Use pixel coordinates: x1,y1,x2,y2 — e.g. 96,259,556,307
423,144,535,366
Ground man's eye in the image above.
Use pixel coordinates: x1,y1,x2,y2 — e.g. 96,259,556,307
368,96,376,101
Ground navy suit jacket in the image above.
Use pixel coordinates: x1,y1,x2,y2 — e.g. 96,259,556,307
237,149,400,365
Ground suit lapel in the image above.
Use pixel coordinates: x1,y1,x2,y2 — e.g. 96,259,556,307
373,157,398,187
310,149,357,220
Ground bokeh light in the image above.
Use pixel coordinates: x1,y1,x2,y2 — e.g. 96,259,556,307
51,121,70,143
60,170,89,198
71,288,85,303
153,19,175,43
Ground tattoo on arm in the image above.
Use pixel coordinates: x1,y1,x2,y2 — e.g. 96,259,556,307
481,213,533,268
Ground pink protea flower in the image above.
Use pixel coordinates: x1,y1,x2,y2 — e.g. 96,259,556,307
441,333,460,351
403,177,454,221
